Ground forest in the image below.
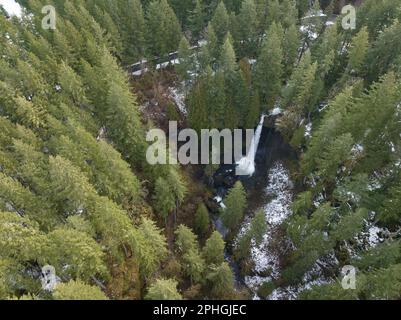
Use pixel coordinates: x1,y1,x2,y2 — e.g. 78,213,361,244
0,0,401,300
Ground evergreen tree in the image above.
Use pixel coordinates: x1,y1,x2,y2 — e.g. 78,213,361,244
175,224,199,253
280,0,298,29
347,27,370,75
194,203,210,236
209,71,227,129
283,23,300,77
205,23,219,62
205,262,235,299
153,177,176,223
53,280,109,300
169,0,197,28
211,1,230,44
249,209,267,246
145,278,182,300
177,36,193,85
218,35,237,75
235,0,258,58
203,231,225,265
182,248,206,284
122,0,146,63
221,181,247,230
255,23,284,109
146,0,182,58
245,90,261,128
175,225,205,283
189,0,206,39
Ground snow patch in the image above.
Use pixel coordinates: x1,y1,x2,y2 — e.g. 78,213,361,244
305,123,312,138
270,107,282,116
168,87,187,115
239,163,294,293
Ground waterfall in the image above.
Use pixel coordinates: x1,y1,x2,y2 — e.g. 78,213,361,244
236,114,266,176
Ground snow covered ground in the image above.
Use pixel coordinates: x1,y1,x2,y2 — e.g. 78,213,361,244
168,86,187,115
239,162,294,294
238,162,388,300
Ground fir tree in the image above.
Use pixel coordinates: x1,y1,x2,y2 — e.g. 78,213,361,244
177,36,193,85
53,280,109,300
255,23,284,109
145,278,183,300
203,231,225,265
211,2,230,44
221,181,247,230
194,203,210,236
189,0,206,39
206,262,235,299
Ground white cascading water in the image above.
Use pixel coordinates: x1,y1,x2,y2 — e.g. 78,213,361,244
236,114,266,176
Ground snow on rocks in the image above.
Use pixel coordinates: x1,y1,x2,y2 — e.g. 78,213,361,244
305,123,313,138
267,252,337,300
213,196,227,209
239,163,294,293
302,10,327,20
168,86,187,115
270,107,282,116
300,25,318,40
264,163,293,226
354,215,386,251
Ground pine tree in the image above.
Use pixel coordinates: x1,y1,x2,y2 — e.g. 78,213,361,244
266,0,280,27
122,0,146,63
211,1,230,44
352,241,401,271
169,0,197,28
0,211,47,263
249,209,267,246
146,0,182,58
358,264,401,300
245,90,261,128
206,262,235,299
174,224,205,283
203,231,225,265
188,80,209,133
175,224,199,253
194,203,210,236
205,23,219,62
189,0,206,39
53,280,109,300
153,177,176,223
235,0,258,58
145,278,182,300
182,249,206,284
283,23,300,77
380,182,401,225
316,133,354,184
57,61,87,106
281,49,318,116
209,71,227,129
177,36,193,85
280,0,298,29
45,228,108,281
347,26,369,75
255,23,284,110
218,35,237,75
221,181,247,230
235,231,252,260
